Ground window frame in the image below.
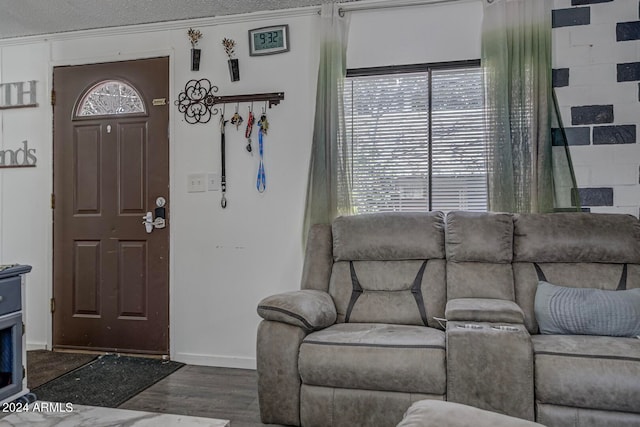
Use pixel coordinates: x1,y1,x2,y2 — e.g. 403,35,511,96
344,59,484,212
73,79,148,121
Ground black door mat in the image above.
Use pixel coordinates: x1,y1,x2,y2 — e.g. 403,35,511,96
27,350,98,389
31,354,184,408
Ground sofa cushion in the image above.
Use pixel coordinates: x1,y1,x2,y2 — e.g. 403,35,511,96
532,335,640,414
513,213,640,263
398,400,544,427
535,281,640,337
445,298,524,324
298,323,446,395
332,212,445,261
536,403,640,427
329,259,446,328
446,211,513,263
447,262,515,300
445,212,515,301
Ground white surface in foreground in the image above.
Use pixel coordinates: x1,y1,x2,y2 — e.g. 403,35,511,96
0,402,230,426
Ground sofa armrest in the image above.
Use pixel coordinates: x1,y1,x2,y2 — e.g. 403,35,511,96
445,298,525,324
257,290,337,331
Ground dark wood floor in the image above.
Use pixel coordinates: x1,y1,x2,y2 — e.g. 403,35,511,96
119,365,284,427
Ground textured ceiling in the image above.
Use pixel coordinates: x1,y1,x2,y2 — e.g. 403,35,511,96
0,0,356,40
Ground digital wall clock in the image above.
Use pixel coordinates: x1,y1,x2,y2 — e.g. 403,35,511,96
249,25,290,56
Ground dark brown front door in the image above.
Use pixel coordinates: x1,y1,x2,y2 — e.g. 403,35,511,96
53,57,169,354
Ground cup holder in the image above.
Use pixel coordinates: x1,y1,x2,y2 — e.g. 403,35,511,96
456,324,483,329
491,325,519,332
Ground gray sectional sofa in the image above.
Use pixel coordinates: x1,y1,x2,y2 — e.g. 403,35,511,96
256,211,640,427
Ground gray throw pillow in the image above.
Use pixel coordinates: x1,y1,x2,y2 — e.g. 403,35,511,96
534,281,640,337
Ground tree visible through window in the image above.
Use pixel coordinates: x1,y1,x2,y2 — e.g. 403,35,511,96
342,63,487,213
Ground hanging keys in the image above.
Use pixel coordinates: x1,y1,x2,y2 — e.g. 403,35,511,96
230,103,243,130
258,103,269,135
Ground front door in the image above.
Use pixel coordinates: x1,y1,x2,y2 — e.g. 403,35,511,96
53,57,169,354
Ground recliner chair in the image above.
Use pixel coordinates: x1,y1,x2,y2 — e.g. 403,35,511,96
256,212,448,426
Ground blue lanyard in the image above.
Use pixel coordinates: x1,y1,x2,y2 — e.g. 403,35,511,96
256,123,266,193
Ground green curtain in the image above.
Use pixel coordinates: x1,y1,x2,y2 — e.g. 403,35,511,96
303,3,353,239
482,0,578,213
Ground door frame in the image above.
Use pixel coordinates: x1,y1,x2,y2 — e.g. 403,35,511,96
47,49,176,356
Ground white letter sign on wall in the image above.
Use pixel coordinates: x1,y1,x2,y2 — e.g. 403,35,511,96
0,80,38,109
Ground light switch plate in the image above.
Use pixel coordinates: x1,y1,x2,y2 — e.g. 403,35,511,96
207,173,221,191
187,173,207,192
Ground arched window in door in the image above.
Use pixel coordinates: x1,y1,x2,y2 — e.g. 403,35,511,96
75,80,146,117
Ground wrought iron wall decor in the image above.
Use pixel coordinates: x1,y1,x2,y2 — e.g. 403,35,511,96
175,79,218,124
175,78,284,124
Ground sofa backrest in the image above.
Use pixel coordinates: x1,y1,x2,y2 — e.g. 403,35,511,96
445,211,515,300
326,212,447,329
512,213,640,333
301,211,640,334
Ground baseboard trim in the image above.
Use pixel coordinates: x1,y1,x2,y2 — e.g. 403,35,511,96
173,352,256,370
26,342,48,351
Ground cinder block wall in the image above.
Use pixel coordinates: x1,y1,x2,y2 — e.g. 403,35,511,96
552,0,640,216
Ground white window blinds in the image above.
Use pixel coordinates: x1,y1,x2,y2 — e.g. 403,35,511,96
343,65,487,213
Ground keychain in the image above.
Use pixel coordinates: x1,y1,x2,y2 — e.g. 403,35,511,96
258,106,269,134
244,104,255,153
230,103,243,130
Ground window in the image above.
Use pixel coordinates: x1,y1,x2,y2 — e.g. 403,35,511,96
75,80,146,117
343,62,487,213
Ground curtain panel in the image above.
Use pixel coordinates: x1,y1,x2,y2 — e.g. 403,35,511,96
303,3,352,240
482,0,577,213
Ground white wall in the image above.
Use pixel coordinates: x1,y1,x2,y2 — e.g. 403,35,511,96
0,42,51,349
165,16,321,366
0,0,483,368
348,0,482,67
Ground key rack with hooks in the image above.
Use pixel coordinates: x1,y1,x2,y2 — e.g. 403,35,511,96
175,78,284,124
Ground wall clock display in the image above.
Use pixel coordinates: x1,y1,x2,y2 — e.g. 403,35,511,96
249,25,290,56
